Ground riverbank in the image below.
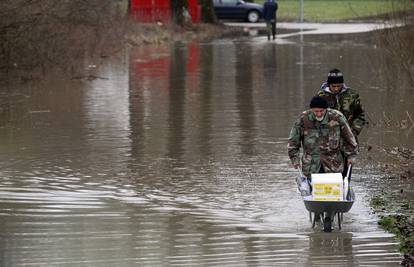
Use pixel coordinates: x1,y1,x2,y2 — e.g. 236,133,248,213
125,22,236,45
361,12,413,265
365,143,414,266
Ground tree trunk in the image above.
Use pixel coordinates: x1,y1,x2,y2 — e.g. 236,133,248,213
200,0,217,23
171,0,188,26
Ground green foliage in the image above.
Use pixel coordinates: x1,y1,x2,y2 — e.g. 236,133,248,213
378,215,399,234
373,191,414,256
371,195,386,208
378,215,414,254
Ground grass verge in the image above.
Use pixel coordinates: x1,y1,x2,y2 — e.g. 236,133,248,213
368,145,414,266
378,215,414,265
255,0,413,22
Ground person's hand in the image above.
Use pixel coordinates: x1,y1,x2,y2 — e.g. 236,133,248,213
293,163,300,169
347,159,353,166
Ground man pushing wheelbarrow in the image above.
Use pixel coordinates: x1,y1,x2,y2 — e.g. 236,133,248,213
287,96,359,232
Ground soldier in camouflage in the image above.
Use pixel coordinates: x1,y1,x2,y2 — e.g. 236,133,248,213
317,69,366,137
288,96,358,178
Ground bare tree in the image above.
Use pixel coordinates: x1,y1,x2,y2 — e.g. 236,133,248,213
0,0,126,75
377,1,414,88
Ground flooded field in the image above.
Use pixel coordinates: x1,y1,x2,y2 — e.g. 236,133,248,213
0,29,412,266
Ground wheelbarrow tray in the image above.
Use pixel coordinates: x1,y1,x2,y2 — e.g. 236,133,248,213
303,198,354,214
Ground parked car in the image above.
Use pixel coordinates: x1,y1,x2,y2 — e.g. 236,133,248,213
213,0,263,23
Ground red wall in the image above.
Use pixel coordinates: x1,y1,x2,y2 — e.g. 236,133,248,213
131,0,171,23
188,0,201,23
131,0,200,23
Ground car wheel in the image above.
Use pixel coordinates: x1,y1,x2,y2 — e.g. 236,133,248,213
247,10,259,23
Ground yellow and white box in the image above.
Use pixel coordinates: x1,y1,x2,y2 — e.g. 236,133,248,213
311,173,344,201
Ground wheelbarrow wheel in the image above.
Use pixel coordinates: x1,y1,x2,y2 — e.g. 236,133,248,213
312,213,322,228
337,213,342,230
323,216,332,232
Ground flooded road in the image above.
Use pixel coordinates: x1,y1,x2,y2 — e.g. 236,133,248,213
1,29,412,266
226,21,402,38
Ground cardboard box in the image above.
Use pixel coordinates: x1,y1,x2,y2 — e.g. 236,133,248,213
311,173,344,201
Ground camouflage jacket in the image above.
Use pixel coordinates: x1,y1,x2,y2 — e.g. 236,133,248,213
317,83,366,136
287,109,358,178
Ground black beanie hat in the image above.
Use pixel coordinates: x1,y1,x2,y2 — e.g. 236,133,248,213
310,96,328,109
327,68,344,84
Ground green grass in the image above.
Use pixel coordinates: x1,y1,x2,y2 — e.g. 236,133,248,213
378,215,414,254
256,0,413,22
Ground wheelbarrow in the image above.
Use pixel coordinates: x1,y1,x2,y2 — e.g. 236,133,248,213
298,166,355,232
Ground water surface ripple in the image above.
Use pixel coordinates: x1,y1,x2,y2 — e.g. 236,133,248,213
0,33,409,266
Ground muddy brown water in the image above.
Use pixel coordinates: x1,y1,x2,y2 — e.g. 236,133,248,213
0,31,413,266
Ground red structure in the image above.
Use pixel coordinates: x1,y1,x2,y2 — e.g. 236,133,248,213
131,41,200,92
130,0,201,23
187,0,201,23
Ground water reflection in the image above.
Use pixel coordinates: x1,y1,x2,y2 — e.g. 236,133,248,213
306,232,355,266
0,33,410,266
83,62,131,175
235,43,256,156
0,95,12,126
198,44,214,159
167,42,187,163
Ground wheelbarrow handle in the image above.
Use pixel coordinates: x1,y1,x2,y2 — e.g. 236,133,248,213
345,164,352,182
297,166,305,178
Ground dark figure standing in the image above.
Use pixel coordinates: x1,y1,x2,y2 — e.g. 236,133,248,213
263,0,278,40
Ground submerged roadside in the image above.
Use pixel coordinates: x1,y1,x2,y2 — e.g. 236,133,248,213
365,12,414,266
365,144,414,266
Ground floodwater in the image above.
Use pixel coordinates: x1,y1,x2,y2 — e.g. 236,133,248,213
0,27,413,266
227,21,402,38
